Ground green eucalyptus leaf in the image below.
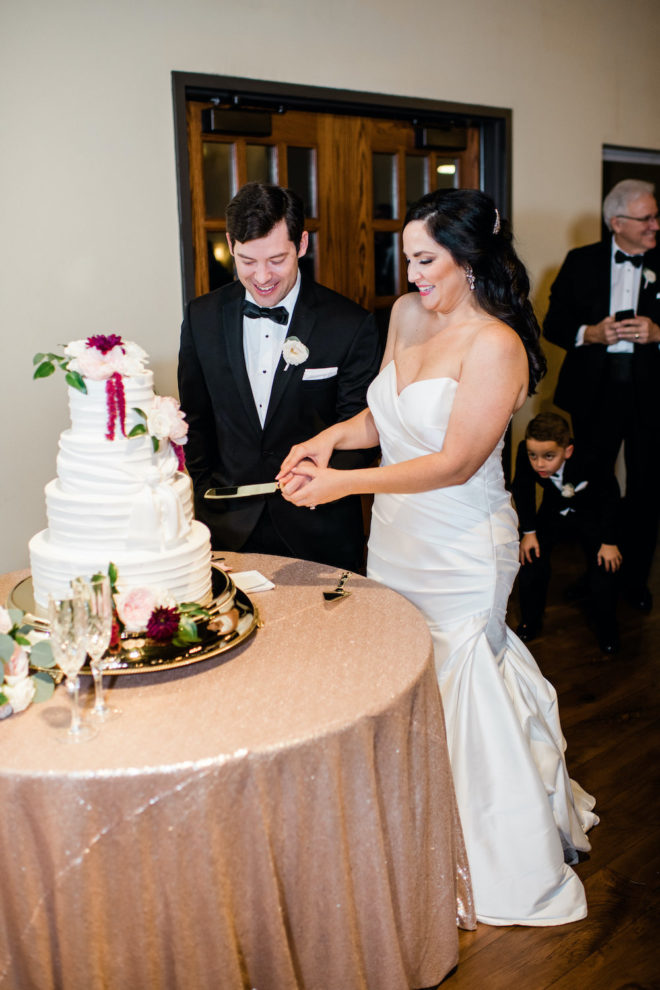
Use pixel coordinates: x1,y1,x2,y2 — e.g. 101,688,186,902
32,671,56,702
33,361,56,379
151,436,159,454
33,352,46,365
14,634,31,647
0,634,15,662
29,639,56,668
133,407,147,420
65,370,87,393
8,608,24,626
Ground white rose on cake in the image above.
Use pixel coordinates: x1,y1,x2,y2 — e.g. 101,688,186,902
147,395,189,444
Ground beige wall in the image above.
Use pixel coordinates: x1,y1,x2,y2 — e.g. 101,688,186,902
1,0,659,569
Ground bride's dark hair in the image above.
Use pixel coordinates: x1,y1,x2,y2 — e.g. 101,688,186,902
404,188,546,394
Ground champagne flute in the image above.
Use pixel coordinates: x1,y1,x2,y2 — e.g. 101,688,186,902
48,593,98,743
73,575,120,723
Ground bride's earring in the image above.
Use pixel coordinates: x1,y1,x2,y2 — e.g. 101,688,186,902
465,264,476,291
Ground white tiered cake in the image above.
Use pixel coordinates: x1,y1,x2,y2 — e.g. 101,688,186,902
29,335,212,612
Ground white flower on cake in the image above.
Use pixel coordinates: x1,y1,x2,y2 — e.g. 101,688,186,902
282,336,309,371
643,267,656,290
64,336,148,381
146,395,189,445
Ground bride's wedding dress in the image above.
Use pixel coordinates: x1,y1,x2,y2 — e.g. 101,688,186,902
367,361,598,926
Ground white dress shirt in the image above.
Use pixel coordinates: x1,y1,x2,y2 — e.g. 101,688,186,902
575,238,642,350
243,274,301,426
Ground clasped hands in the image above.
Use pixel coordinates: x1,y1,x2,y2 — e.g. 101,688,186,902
585,314,659,346
276,439,348,508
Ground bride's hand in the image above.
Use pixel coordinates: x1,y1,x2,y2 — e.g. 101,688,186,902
277,434,335,481
280,463,350,507
278,458,315,495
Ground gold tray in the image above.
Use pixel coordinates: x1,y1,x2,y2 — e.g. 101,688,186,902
8,567,260,676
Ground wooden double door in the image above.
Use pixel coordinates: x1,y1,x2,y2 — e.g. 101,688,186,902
186,101,480,334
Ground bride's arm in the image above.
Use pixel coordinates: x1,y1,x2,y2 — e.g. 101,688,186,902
277,304,403,481
282,323,528,506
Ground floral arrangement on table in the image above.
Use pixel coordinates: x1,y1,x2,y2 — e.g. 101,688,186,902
104,563,230,651
33,334,188,466
0,606,55,719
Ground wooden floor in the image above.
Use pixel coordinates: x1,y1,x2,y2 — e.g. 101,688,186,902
440,541,660,990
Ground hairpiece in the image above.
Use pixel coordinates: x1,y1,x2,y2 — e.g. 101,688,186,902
464,264,476,291
493,208,501,235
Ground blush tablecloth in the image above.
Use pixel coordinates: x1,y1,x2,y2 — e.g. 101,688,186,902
0,554,474,990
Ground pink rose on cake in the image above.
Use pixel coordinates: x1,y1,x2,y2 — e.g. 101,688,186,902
146,396,189,445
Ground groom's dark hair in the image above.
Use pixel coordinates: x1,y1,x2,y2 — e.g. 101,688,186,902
525,412,572,448
226,182,305,250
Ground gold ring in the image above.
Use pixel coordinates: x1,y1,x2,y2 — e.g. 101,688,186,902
635,333,640,339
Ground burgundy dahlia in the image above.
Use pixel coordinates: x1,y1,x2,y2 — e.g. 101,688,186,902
87,333,124,354
146,606,181,643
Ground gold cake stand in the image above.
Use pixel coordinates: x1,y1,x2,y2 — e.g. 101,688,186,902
8,565,260,676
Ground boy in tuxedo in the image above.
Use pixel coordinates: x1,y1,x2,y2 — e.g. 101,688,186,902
511,412,622,654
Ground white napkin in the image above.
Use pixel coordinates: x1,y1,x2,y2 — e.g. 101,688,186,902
232,570,275,593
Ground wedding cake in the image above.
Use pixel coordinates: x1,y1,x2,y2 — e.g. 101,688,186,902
29,335,212,612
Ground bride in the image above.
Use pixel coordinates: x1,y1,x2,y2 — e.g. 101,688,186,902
277,188,598,926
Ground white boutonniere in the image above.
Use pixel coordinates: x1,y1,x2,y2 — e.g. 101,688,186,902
643,267,656,290
282,336,309,372
561,483,575,499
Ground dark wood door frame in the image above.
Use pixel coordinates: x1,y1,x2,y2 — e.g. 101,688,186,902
172,71,512,307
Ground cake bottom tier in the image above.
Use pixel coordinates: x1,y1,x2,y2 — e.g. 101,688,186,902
29,520,212,613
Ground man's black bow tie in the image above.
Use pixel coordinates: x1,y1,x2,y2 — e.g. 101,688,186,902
614,250,644,268
242,300,289,325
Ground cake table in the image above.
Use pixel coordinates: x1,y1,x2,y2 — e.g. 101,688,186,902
0,553,474,990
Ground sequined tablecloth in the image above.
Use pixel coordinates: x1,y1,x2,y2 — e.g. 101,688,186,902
0,554,474,990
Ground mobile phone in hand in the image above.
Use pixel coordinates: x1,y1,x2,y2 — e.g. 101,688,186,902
614,309,635,321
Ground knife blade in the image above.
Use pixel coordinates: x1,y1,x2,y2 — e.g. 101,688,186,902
204,482,280,500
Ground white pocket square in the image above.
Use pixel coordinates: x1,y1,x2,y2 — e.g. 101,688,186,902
302,367,338,381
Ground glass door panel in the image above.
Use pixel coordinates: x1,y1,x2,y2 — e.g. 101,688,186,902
202,142,236,217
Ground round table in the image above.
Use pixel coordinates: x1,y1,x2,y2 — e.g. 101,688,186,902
0,554,474,990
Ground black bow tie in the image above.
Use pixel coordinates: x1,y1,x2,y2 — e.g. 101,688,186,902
242,300,289,325
614,250,644,268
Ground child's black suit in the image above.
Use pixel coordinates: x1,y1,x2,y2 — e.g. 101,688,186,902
511,441,621,639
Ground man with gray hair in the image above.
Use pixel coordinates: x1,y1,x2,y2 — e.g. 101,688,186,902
544,178,660,613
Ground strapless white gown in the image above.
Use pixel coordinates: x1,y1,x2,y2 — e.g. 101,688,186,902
367,361,598,926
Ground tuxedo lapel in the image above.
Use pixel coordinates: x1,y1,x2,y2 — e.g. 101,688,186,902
637,249,659,316
222,290,263,437
263,278,318,430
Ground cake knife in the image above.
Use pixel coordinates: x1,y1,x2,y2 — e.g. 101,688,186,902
204,482,280,499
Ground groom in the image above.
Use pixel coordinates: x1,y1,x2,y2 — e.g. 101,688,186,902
178,182,380,572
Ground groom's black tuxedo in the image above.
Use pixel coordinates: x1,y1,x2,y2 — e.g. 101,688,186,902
543,240,660,421
543,239,660,598
178,276,380,571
